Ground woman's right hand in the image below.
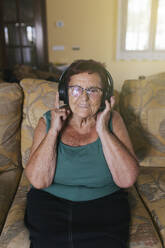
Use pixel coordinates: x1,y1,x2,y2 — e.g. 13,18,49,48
50,92,71,134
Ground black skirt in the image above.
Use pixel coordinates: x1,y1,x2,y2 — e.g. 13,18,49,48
24,188,130,248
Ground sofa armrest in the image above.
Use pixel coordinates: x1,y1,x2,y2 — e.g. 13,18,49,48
0,167,22,234
136,167,165,247
0,171,30,248
128,186,162,247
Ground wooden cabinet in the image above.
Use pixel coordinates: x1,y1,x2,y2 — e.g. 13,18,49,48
0,0,48,70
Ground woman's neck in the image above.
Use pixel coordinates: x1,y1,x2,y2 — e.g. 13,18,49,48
69,113,97,130
61,113,98,145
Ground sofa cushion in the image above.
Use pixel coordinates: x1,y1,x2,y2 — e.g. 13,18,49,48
136,167,165,246
0,167,22,234
20,78,59,168
128,186,162,248
120,76,165,167
0,83,23,173
0,172,30,248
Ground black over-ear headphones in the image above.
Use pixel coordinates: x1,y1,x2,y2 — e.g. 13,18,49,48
58,67,113,109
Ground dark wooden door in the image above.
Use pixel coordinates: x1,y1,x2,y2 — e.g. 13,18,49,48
0,0,48,70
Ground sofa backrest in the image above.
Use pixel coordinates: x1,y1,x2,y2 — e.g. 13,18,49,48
0,83,23,173
120,74,165,167
20,78,59,168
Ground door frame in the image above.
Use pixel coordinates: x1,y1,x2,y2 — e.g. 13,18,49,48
0,0,48,70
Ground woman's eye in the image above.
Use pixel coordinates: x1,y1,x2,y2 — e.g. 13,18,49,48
73,87,82,95
89,88,98,93
74,87,81,92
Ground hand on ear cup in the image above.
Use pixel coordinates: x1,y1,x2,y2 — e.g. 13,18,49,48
96,96,115,134
50,92,71,134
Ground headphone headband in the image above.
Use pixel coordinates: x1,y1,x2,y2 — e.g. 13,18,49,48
58,66,113,108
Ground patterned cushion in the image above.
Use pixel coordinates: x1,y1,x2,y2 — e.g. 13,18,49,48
0,172,30,248
20,78,59,168
0,83,23,173
128,186,162,248
136,167,165,247
120,77,165,167
0,168,22,233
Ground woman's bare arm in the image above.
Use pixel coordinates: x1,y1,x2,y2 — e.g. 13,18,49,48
100,111,139,188
96,98,139,188
25,93,71,189
25,117,59,189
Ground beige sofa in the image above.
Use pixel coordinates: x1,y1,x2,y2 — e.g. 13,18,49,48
0,74,165,248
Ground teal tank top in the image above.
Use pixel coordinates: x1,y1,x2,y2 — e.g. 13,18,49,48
42,110,120,201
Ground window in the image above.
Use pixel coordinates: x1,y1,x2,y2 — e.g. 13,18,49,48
117,0,165,60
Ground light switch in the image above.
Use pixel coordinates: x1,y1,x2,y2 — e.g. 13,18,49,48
72,46,80,51
53,45,65,51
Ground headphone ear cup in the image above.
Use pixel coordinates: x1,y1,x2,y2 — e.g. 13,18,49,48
106,70,114,99
100,70,114,110
58,69,69,104
58,82,67,103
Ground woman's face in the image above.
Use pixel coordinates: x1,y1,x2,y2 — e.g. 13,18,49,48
68,72,103,118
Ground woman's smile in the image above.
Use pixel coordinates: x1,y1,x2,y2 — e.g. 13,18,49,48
78,103,89,108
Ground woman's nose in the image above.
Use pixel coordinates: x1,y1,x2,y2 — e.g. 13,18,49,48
80,89,89,100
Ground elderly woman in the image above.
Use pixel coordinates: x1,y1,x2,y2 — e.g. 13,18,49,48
24,59,139,248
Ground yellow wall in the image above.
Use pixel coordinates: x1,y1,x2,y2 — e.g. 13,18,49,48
46,0,165,90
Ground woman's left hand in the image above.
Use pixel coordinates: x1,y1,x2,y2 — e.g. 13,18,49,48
96,96,115,135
